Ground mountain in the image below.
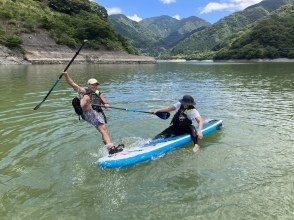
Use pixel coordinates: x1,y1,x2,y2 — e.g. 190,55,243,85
158,16,211,48
0,0,136,54
214,5,294,59
140,15,179,39
108,15,210,54
247,0,294,11
108,14,157,53
177,16,210,33
170,0,294,59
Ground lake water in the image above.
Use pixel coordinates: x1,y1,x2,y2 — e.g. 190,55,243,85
0,62,293,219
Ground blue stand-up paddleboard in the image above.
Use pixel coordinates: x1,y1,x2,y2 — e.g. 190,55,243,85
96,119,223,169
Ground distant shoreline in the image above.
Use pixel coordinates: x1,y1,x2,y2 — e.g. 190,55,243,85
0,45,156,65
0,31,156,65
157,58,294,63
1,31,292,65
2,55,294,65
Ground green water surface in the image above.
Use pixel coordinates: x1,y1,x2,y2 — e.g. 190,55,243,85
0,62,293,219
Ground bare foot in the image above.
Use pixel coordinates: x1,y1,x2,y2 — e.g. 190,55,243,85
193,144,200,153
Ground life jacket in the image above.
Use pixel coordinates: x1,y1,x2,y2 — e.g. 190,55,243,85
72,89,107,123
171,105,195,128
85,89,103,112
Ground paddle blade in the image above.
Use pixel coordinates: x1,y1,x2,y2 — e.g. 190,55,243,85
155,112,170,120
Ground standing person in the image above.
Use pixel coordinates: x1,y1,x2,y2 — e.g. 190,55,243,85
62,71,123,154
154,95,204,153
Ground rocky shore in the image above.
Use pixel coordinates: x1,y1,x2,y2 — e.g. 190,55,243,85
0,46,30,65
0,31,156,65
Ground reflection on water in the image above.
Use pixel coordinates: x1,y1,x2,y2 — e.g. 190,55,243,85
0,62,293,219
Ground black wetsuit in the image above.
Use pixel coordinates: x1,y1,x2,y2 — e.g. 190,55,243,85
154,105,198,144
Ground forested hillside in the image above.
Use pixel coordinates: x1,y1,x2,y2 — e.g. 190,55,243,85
247,0,294,11
108,14,210,55
157,16,210,49
108,14,157,53
3,0,292,60
170,4,271,58
214,5,294,59
140,15,179,39
170,0,294,59
0,0,136,54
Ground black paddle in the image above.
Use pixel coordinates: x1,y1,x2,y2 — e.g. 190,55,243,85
33,40,88,110
94,105,170,120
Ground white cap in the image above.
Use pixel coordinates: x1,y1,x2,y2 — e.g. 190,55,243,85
87,78,99,85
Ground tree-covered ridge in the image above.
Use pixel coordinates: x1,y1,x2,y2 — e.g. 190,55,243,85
157,16,210,49
215,5,294,59
169,0,294,59
140,15,179,39
170,6,270,56
0,0,136,54
48,0,107,18
176,16,210,34
108,14,157,53
247,0,294,12
108,14,210,55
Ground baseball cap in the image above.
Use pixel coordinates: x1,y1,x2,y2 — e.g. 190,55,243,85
87,78,99,85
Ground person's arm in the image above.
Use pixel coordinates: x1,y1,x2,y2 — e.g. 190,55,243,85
154,105,176,113
62,71,83,93
195,115,204,139
99,93,110,109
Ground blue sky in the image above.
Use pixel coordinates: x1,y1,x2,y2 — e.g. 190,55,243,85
95,0,263,23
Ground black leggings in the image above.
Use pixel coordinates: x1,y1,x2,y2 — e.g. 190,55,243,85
154,125,198,144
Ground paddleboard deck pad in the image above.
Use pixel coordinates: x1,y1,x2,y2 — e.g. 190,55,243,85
96,119,223,168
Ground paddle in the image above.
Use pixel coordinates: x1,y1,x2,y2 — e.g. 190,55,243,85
33,40,88,110
94,105,170,120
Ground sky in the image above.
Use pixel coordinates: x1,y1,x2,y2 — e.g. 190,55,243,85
95,0,263,23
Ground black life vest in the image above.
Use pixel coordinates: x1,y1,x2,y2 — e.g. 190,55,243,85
171,105,195,128
72,89,107,123
85,89,103,113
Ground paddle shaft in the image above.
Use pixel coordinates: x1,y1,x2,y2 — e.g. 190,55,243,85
33,40,87,110
94,105,154,114
93,104,170,120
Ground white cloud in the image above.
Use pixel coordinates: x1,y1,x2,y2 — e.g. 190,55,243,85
173,14,181,20
107,7,122,15
200,0,263,14
160,0,176,4
231,0,263,10
201,2,233,14
127,14,143,22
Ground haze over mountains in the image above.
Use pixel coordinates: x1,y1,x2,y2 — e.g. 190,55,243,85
109,0,294,60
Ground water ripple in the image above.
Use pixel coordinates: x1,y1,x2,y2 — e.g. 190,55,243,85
0,63,294,219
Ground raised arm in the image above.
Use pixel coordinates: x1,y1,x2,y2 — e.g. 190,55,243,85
62,71,83,93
